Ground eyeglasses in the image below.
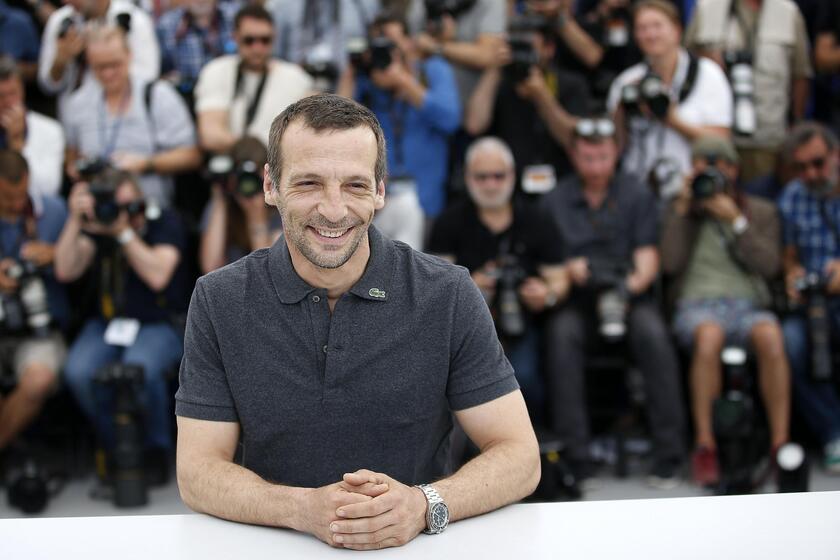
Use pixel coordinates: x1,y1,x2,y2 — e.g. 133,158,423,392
241,35,272,46
793,156,827,173
471,171,509,182
575,118,616,139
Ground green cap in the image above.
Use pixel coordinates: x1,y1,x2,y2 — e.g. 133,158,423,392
691,136,739,165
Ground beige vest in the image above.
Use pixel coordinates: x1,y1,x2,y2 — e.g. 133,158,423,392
693,0,798,148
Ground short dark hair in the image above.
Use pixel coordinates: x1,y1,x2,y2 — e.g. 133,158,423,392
783,121,840,158
0,149,28,183
371,10,408,35
234,5,274,30
232,136,268,168
0,55,20,83
634,0,682,27
267,94,387,190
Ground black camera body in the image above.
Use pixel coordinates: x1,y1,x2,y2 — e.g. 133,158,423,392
505,34,539,84
75,156,111,181
348,36,395,77
588,258,630,342
492,254,528,340
57,16,74,38
207,154,263,198
0,260,51,338
691,167,727,200
621,75,671,120
94,363,148,508
425,0,477,33
795,272,834,382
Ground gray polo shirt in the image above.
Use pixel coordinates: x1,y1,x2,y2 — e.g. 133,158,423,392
175,226,518,487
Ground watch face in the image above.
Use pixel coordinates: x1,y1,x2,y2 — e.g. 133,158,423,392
430,502,449,530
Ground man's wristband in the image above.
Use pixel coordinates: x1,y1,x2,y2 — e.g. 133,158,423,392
117,228,136,245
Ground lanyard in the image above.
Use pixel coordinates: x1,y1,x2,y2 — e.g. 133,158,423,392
98,89,131,159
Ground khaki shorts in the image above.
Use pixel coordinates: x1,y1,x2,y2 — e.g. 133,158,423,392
0,332,67,386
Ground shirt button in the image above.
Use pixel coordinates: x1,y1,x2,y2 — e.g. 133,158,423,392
312,295,321,303
323,345,328,354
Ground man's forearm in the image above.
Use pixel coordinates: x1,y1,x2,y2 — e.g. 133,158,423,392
121,237,178,292
558,18,604,69
531,89,577,150
464,69,500,135
441,40,498,70
428,437,539,523
54,217,90,282
149,146,202,174
179,456,308,530
791,78,809,122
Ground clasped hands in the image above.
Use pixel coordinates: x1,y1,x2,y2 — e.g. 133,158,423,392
300,469,429,551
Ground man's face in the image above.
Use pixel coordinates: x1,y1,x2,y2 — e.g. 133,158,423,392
465,150,515,210
0,77,24,114
634,8,680,59
0,175,29,219
266,121,385,270
791,136,840,194
235,17,274,70
572,138,618,190
87,38,131,95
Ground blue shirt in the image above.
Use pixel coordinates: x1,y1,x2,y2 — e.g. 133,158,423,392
156,3,239,86
0,0,39,62
355,56,460,218
0,194,69,328
778,180,840,274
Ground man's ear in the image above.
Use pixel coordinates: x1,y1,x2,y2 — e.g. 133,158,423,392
374,179,386,210
263,164,278,207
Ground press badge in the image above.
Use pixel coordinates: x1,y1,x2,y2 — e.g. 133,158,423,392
521,165,557,194
104,318,140,347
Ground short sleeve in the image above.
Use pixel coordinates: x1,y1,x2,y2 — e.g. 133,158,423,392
175,278,239,421
535,207,565,264
195,58,233,113
696,58,733,127
446,268,519,411
632,185,660,249
791,11,814,79
477,0,506,35
148,210,187,252
151,80,197,148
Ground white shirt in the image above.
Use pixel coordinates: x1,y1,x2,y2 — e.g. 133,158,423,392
607,51,733,194
194,55,313,147
23,111,64,199
38,0,160,119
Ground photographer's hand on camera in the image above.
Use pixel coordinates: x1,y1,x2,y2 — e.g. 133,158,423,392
19,241,55,268
0,258,20,294
472,262,498,301
514,66,551,104
50,27,85,83
417,14,457,57
0,103,26,152
701,193,741,224
112,151,153,175
518,276,551,312
567,256,590,286
67,182,95,223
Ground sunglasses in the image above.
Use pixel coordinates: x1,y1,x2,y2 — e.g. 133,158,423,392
575,118,616,139
241,35,272,46
471,171,509,182
794,156,827,173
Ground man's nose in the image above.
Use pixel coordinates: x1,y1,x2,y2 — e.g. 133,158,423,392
317,186,348,224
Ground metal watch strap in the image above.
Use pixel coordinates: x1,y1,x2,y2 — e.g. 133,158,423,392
416,484,446,534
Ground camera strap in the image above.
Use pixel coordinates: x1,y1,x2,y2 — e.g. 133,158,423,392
99,247,127,320
728,0,761,55
234,62,268,133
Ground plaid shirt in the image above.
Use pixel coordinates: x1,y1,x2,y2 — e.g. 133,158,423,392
778,180,840,274
156,2,240,84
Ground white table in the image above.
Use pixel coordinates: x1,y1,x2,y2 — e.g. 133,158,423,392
2,491,838,559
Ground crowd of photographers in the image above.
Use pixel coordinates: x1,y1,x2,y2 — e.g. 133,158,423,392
1,0,840,506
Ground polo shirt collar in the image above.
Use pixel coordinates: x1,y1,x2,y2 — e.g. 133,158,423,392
571,176,618,208
268,225,394,304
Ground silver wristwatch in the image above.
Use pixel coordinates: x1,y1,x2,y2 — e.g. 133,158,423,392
416,484,449,534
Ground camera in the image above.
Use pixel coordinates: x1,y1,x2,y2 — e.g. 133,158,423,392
57,16,74,39
75,156,111,181
621,75,671,120
94,363,147,508
505,33,539,84
648,157,683,198
6,457,50,514
691,166,727,200
347,36,395,76
424,0,477,34
492,254,527,339
725,51,757,137
587,258,629,342
207,154,262,198
713,346,756,494
0,260,51,338
794,272,834,382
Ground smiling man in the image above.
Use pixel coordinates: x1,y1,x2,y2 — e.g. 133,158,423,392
174,94,540,550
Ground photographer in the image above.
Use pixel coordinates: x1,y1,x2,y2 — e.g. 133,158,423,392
684,0,812,183
607,0,732,199
408,0,508,104
0,57,64,199
428,137,568,420
778,122,840,474
55,169,189,476
199,136,281,274
337,11,460,246
661,135,790,486
62,25,201,210
529,0,642,106
37,0,160,118
465,14,589,190
540,117,685,488
0,150,68,451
